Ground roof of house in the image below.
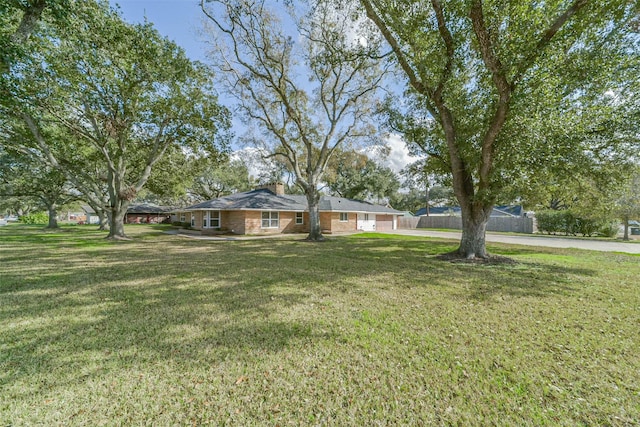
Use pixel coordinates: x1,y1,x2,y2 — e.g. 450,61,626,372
414,206,461,216
127,204,173,214
185,189,402,214
414,205,523,217
81,205,96,215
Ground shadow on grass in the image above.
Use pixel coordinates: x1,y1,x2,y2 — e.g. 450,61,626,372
0,224,601,389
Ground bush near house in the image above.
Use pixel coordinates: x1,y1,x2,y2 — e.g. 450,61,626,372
536,210,617,237
18,212,49,225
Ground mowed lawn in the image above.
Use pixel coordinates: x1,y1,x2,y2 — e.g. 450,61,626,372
1,225,638,425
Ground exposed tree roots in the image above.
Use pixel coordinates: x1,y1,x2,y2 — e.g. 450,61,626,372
105,235,132,241
303,236,327,242
435,251,517,265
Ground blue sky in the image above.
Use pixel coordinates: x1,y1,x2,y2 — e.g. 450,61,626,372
109,1,208,62
108,0,416,173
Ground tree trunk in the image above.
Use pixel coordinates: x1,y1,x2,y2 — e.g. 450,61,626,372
623,216,629,241
457,203,492,258
425,185,430,216
305,191,325,241
97,210,109,231
106,201,129,239
46,204,58,229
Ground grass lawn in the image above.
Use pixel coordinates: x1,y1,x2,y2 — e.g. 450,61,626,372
1,224,639,425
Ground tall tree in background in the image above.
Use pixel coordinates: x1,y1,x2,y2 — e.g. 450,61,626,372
202,0,386,241
2,113,114,230
361,0,638,258
0,146,76,228
1,1,113,229
325,149,399,202
188,157,253,202
8,1,230,239
616,169,640,241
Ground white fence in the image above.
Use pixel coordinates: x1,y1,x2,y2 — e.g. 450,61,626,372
398,216,534,234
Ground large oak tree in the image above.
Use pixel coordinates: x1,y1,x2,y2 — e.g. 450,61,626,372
6,1,230,239
360,0,638,258
202,0,387,240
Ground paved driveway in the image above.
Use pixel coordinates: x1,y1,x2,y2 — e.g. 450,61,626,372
388,229,640,254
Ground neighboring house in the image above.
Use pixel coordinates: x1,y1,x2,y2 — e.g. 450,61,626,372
66,212,87,222
414,205,524,217
81,205,100,225
176,183,402,235
125,204,172,224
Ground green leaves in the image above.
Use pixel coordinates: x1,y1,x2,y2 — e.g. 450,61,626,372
2,0,231,237
325,149,400,201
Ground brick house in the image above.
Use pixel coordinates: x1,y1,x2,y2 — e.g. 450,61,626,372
175,183,402,235
125,204,172,224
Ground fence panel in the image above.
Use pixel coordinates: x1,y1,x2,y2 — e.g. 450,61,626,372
398,216,533,234
397,217,420,229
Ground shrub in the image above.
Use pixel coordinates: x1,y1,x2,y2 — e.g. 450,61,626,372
575,217,600,237
598,222,619,238
536,210,565,234
537,210,618,237
19,212,49,225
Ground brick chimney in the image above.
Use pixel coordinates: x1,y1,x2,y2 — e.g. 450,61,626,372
258,182,285,195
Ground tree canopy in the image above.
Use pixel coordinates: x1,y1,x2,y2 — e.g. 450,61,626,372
2,0,231,238
361,0,639,258
202,0,387,240
325,149,400,202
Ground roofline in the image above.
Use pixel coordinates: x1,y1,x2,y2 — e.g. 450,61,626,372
178,207,401,214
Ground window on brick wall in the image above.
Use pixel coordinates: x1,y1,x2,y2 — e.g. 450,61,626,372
295,212,303,225
339,212,348,222
204,211,220,228
190,214,195,227
261,211,279,228
180,213,185,222
212,211,220,228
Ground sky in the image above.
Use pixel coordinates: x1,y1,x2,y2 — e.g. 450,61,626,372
109,1,209,61
109,0,417,174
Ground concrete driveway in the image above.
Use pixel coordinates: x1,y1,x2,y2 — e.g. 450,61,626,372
388,229,640,254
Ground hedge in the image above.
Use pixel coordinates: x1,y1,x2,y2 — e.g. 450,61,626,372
18,212,49,225
536,210,617,237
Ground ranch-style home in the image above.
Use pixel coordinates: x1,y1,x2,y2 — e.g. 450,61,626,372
175,183,402,235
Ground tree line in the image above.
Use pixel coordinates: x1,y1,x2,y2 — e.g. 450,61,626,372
1,0,638,254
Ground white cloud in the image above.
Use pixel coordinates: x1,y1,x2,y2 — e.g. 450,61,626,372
373,133,419,174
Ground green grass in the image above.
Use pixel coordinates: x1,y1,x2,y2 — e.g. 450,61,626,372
1,224,639,425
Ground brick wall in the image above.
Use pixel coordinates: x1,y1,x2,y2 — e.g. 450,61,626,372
280,211,307,233
242,210,308,235
188,209,365,235
192,211,201,229
225,211,246,234
320,212,357,233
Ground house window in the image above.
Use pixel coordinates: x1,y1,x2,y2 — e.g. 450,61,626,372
190,213,195,227
339,212,348,222
211,211,220,228
204,211,220,228
364,213,369,221
295,212,304,225
261,211,279,228
180,213,186,222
